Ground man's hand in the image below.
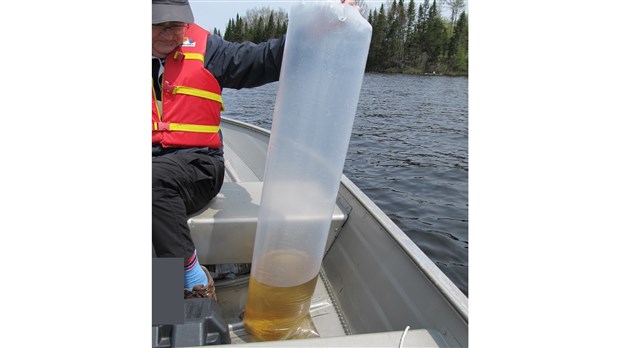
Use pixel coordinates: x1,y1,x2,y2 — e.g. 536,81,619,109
341,0,360,10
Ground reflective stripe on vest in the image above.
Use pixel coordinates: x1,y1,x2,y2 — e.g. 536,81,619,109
174,51,204,63
168,84,224,110
153,122,219,133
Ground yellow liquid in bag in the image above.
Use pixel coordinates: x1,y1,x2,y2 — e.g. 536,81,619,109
243,251,319,341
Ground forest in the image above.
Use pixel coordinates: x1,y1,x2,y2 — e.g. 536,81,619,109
217,0,467,76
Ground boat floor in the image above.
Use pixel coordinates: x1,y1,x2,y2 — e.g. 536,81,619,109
214,270,347,344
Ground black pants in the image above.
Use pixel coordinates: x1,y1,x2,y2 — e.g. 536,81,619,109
152,152,225,262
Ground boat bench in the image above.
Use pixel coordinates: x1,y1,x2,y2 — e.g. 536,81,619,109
188,181,348,265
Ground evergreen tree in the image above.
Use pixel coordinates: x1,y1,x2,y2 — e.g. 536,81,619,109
425,0,448,71
253,17,265,42
447,11,467,73
265,13,276,39
413,1,430,68
235,15,244,41
386,0,406,69
393,0,407,68
367,5,387,70
404,0,416,68
223,18,234,41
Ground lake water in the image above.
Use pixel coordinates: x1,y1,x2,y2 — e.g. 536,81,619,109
221,73,469,296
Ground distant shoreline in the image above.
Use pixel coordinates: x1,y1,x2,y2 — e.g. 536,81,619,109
366,69,468,77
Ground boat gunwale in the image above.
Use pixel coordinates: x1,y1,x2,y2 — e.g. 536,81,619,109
338,174,468,322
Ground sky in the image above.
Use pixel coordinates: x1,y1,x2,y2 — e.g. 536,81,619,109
189,0,297,33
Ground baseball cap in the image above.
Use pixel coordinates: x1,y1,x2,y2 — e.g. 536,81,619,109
153,0,194,24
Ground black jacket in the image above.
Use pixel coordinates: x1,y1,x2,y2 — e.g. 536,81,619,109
205,33,286,90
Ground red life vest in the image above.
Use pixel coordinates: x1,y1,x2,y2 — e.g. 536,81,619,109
152,24,224,148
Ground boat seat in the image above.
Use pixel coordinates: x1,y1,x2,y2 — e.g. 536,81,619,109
188,181,348,265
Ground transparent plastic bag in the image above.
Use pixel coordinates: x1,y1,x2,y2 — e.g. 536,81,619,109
243,1,372,341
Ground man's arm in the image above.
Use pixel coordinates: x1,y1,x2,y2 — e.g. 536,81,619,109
205,34,286,90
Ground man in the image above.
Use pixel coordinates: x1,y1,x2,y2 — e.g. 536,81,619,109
152,0,286,299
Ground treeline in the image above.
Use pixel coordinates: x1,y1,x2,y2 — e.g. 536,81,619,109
223,7,288,43
368,0,467,75
218,0,467,75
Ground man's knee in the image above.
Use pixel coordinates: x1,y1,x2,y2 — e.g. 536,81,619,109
152,156,181,190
